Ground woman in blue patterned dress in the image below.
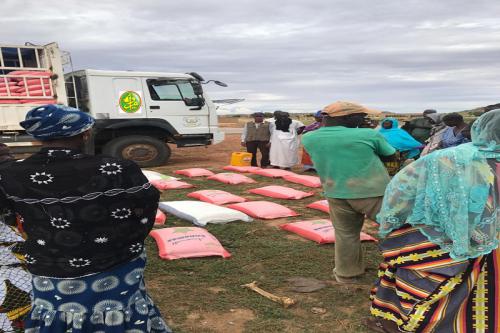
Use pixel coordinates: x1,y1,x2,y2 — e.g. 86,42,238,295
0,105,171,332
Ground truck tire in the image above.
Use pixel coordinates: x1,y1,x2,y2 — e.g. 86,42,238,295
102,135,171,167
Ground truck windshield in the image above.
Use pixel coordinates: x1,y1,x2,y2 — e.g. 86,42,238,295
147,79,199,105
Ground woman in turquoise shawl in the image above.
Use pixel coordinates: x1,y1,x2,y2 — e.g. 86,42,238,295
379,118,423,159
367,110,500,333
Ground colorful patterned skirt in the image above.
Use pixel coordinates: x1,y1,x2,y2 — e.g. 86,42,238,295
24,252,171,333
1,222,32,333
301,148,314,169
370,225,500,333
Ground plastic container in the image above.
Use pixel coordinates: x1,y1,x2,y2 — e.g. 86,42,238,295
230,152,252,166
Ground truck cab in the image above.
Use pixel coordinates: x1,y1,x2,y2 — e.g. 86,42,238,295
67,70,225,166
0,42,225,167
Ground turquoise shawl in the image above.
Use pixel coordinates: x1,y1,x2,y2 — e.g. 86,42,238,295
379,118,423,158
377,110,500,260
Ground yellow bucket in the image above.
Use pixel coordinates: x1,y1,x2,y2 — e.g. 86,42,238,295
230,152,253,166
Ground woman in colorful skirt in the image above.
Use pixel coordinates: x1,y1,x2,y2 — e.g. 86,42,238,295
367,110,500,333
0,144,32,333
0,105,171,333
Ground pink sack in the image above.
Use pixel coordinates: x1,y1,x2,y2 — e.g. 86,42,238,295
187,190,247,205
15,88,53,97
150,179,194,190
17,78,50,86
227,201,299,219
174,168,215,177
249,169,296,178
283,174,322,188
307,200,330,213
0,82,18,88
20,99,57,104
7,70,52,79
208,173,256,185
16,84,52,91
280,219,334,243
222,165,262,173
0,100,21,104
155,209,167,225
0,86,22,94
280,219,377,244
150,227,231,260
249,185,314,200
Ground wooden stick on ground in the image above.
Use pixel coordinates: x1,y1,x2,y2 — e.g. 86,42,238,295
242,281,296,308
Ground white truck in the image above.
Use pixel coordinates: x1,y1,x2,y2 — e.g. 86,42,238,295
0,42,226,167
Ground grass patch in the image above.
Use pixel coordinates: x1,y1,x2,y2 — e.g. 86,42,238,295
144,166,380,332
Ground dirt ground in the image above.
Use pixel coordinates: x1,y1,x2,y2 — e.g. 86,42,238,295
166,133,243,169
166,132,307,172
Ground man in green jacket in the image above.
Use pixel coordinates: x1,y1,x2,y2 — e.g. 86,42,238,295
302,101,396,284
401,109,437,143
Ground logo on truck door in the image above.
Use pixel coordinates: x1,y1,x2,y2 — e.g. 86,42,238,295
119,91,142,114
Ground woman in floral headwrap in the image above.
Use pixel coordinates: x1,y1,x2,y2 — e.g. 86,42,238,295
0,105,171,333
367,110,500,333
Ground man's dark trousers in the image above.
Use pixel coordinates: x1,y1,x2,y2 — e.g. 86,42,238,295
246,141,270,167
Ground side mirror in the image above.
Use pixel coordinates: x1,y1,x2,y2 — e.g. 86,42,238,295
214,80,228,87
192,82,203,96
184,97,205,107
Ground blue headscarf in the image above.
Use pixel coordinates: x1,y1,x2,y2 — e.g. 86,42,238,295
377,110,500,260
20,104,95,140
379,117,422,158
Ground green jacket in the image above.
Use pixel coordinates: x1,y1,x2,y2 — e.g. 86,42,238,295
402,118,433,143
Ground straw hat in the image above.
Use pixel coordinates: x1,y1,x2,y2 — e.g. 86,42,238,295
322,101,381,118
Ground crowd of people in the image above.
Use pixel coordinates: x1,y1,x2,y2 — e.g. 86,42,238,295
303,103,499,332
0,102,498,333
242,106,476,173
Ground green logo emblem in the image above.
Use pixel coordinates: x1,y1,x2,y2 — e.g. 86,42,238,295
119,91,142,113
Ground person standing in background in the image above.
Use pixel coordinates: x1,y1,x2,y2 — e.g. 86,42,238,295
269,112,305,170
420,113,447,156
301,111,324,171
302,101,396,284
441,112,470,148
401,109,437,143
379,117,423,159
241,112,271,167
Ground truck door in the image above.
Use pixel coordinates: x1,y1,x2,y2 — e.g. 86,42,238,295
112,77,145,119
141,78,210,135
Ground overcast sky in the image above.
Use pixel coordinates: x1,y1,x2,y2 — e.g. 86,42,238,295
2,0,500,114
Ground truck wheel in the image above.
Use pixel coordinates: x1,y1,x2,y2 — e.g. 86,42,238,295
102,135,171,167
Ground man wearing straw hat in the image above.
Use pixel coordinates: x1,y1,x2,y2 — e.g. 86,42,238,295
302,101,396,284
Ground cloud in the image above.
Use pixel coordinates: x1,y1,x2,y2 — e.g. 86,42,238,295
2,0,500,113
